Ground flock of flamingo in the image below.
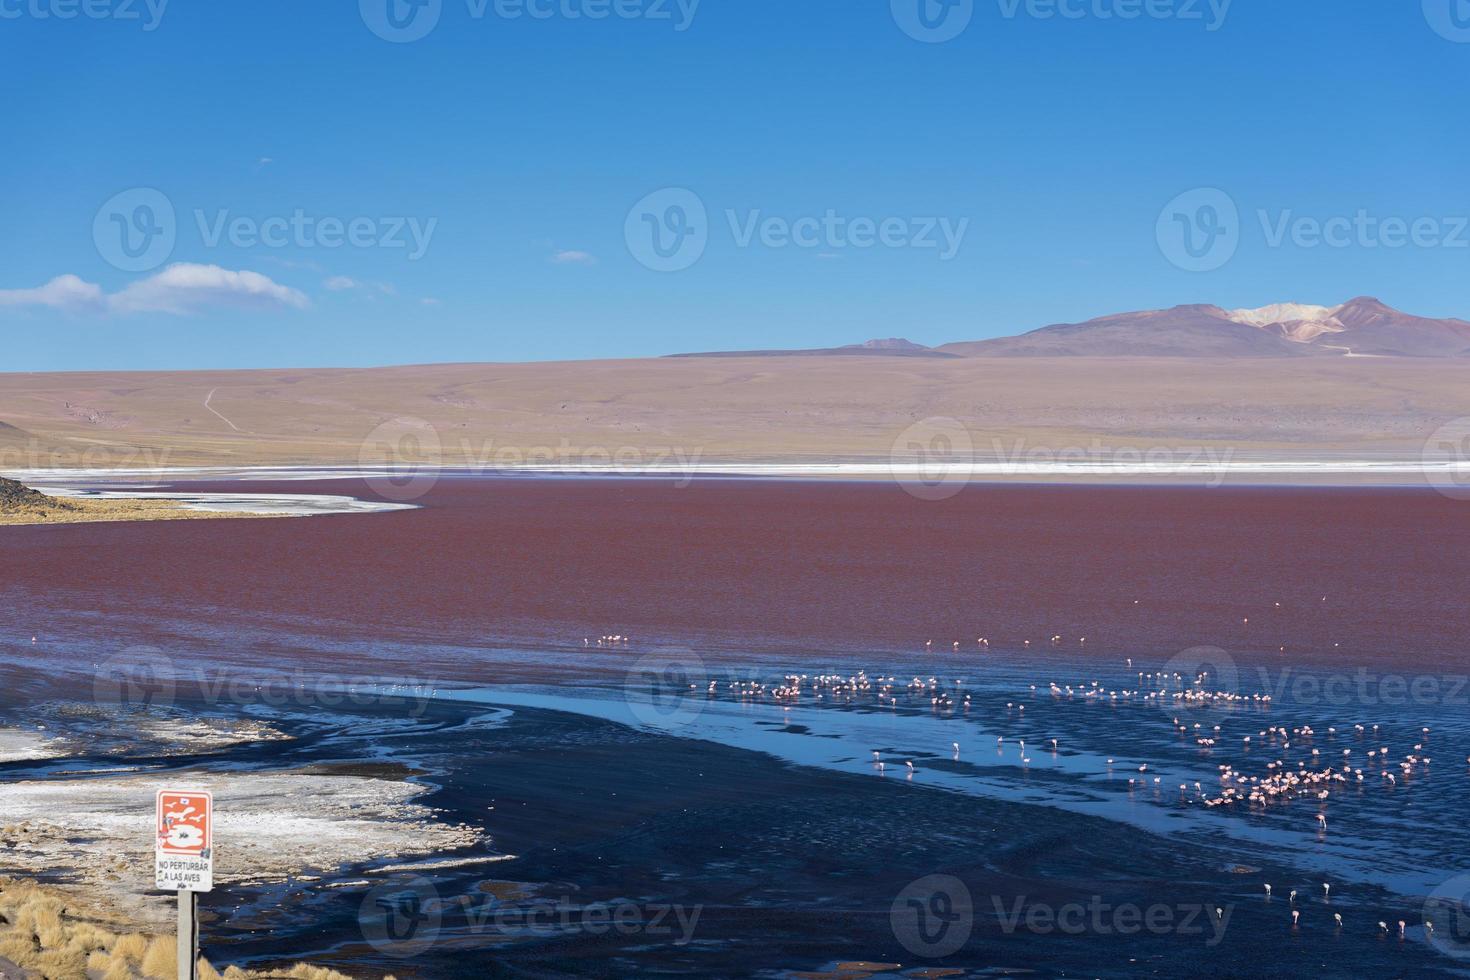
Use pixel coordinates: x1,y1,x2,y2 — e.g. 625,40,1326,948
620,607,1467,949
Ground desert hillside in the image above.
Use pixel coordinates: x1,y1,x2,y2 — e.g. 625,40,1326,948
2,355,1469,472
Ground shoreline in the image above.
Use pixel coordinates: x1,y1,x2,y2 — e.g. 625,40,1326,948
0,496,282,528
0,483,420,528
4,458,1469,490
4,660,1462,977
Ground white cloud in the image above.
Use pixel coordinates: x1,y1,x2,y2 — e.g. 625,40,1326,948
110,264,310,315
420,297,441,306
551,249,597,266
0,264,309,317
0,274,105,312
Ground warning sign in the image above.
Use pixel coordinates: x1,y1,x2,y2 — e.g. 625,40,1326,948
155,789,213,893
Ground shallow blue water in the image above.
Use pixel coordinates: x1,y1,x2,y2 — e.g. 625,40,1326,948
446,644,1470,904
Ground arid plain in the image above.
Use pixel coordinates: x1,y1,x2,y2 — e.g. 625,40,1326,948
3,355,1470,471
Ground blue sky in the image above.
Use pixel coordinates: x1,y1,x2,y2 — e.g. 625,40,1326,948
2,0,1468,370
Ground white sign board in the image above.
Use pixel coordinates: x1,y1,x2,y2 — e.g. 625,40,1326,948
156,789,213,893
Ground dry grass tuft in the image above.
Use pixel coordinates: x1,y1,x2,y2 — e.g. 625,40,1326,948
139,934,177,978
112,931,151,964
102,956,139,980
280,965,364,980
1,877,399,980
33,947,89,979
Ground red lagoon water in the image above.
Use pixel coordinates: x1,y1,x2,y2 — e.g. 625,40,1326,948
2,477,1468,668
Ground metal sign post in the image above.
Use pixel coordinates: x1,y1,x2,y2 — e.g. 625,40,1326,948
177,889,198,980
156,789,214,980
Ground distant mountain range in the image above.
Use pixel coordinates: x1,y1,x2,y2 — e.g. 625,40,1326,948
674,298,1470,359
